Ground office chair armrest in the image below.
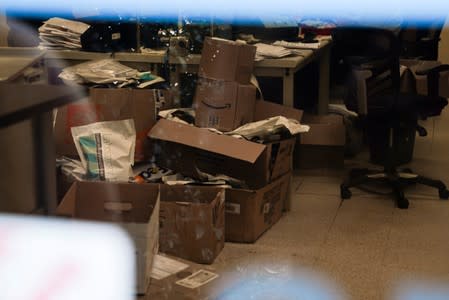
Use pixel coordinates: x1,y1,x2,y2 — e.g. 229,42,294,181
415,64,449,97
415,64,449,76
420,37,441,43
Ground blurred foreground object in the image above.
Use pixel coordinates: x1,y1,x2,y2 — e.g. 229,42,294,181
0,214,135,299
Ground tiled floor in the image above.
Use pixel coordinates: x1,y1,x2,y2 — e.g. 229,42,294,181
204,110,449,299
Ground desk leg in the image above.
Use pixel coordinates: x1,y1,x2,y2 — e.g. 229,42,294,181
32,112,57,215
283,70,294,107
318,46,331,114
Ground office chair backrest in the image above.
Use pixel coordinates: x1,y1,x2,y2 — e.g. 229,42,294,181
399,19,445,60
332,27,401,113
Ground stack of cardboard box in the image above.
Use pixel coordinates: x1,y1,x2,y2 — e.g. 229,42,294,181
54,37,306,295
150,38,304,244
194,37,257,132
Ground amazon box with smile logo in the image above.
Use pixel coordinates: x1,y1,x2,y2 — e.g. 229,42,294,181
194,78,256,132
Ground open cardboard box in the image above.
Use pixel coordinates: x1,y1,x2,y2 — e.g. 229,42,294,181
54,87,174,161
159,185,225,264
57,181,160,295
149,100,302,189
225,172,291,243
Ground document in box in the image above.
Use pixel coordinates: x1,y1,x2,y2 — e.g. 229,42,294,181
150,254,189,280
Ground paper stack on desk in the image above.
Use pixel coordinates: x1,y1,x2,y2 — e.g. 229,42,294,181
273,40,321,50
39,17,90,49
254,43,293,60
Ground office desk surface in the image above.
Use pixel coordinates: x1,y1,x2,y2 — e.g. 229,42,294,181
45,49,165,63
45,40,330,68
43,39,331,112
0,83,86,128
167,48,319,68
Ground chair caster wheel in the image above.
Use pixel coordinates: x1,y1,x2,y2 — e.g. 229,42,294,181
340,186,352,199
397,197,409,209
439,188,449,200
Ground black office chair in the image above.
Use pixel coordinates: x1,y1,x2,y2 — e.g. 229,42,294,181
399,20,445,60
333,27,449,209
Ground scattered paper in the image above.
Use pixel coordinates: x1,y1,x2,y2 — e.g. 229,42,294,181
224,116,310,140
150,255,189,280
162,171,238,187
158,108,195,125
175,269,219,289
56,156,86,181
59,59,139,85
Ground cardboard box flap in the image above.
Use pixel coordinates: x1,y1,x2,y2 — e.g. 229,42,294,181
149,119,266,163
254,100,303,121
56,181,78,217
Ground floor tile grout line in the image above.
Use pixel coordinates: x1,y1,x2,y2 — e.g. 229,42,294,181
313,199,343,264
380,208,396,268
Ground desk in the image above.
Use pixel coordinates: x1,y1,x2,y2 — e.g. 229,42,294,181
44,40,331,113
0,47,86,214
0,83,86,214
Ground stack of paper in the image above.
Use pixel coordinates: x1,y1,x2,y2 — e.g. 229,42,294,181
39,17,90,49
273,40,321,50
255,43,293,59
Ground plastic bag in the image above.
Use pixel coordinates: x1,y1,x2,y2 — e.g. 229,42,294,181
71,119,136,181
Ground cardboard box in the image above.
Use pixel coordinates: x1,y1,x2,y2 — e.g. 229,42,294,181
149,100,301,189
54,87,173,161
57,181,160,295
194,78,256,132
159,185,225,264
295,113,345,169
225,172,291,243
150,120,295,189
198,37,256,84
